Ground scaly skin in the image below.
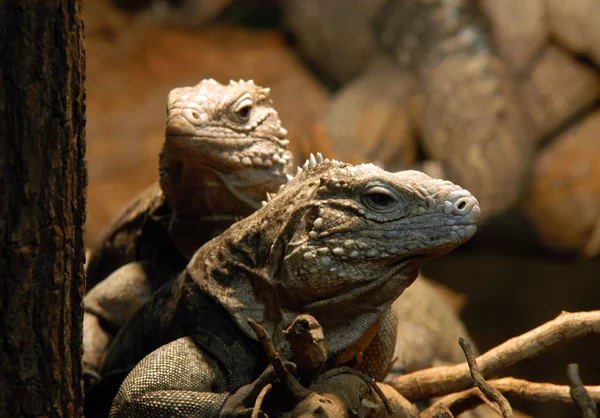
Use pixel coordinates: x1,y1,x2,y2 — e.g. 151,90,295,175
88,156,480,417
82,79,293,384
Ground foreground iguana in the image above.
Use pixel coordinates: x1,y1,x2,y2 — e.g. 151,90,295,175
83,79,293,381
86,156,480,416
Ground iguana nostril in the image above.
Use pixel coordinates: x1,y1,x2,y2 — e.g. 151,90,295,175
182,108,208,125
452,197,474,216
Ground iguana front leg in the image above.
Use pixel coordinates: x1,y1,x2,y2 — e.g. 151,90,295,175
110,337,291,418
109,337,231,417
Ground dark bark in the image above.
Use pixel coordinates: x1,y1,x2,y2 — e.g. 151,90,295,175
0,1,86,417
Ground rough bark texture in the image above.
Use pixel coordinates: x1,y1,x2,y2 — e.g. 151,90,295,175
0,1,87,417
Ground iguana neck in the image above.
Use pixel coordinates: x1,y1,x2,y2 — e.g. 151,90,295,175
159,142,290,258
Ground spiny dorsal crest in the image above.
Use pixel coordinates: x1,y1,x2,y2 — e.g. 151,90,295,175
228,79,271,101
261,153,347,206
168,78,275,118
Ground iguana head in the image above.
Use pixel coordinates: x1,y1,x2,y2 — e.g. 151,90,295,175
270,156,478,312
196,155,480,358
159,79,293,219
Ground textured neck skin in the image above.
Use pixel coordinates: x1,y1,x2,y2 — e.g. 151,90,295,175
159,79,294,258
186,156,481,360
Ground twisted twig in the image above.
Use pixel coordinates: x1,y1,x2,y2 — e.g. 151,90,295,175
419,377,600,416
247,318,311,402
459,337,512,417
317,366,392,413
567,363,598,418
390,310,600,401
251,383,272,418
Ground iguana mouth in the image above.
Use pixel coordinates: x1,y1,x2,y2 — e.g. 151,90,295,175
194,163,286,210
310,223,477,250
301,255,420,312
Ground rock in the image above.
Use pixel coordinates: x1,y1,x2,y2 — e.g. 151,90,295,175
322,57,419,172
518,45,600,141
282,0,386,84
526,110,600,257
545,0,600,66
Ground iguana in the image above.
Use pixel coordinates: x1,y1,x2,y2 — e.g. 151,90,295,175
83,78,293,382
85,156,480,417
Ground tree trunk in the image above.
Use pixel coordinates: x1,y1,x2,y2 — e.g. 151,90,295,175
0,1,87,417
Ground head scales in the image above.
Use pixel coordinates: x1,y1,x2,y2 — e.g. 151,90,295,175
166,79,278,134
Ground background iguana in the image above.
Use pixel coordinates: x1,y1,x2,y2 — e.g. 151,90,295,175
283,0,600,238
83,78,294,383
85,157,480,417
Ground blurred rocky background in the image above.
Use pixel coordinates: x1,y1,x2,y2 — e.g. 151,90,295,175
84,0,600,416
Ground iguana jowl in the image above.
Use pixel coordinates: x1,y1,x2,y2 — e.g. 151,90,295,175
97,156,480,417
83,79,293,382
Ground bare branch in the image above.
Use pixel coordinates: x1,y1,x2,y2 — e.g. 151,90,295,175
459,337,512,417
282,314,327,382
390,310,600,401
420,377,600,416
317,366,392,413
251,383,272,418
247,317,311,402
375,383,419,418
567,364,598,418
427,404,455,418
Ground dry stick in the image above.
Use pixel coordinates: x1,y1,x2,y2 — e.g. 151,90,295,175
431,404,455,418
458,337,513,417
251,383,273,418
247,318,312,402
567,363,598,418
282,314,327,381
474,392,504,417
390,310,600,401
317,366,393,413
420,377,600,417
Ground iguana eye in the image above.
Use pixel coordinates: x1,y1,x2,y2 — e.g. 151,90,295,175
231,97,253,122
363,186,398,212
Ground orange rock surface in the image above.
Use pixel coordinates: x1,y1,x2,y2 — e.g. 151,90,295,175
527,110,600,257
